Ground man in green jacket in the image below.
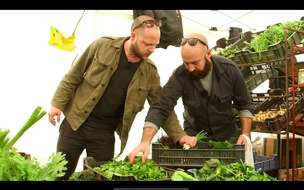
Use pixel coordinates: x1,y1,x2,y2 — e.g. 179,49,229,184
48,15,197,180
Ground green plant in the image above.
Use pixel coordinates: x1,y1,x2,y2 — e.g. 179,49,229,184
69,169,96,181
93,156,172,181
195,130,207,142
0,148,67,181
208,140,233,149
196,158,276,181
2,106,46,150
0,106,68,181
171,171,198,181
248,20,304,52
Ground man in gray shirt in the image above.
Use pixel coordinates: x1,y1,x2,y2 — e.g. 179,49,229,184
129,32,253,164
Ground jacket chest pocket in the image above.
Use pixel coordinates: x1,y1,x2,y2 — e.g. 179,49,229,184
84,57,112,87
217,93,232,112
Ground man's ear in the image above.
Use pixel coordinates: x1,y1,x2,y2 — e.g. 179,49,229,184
130,32,136,42
207,49,212,58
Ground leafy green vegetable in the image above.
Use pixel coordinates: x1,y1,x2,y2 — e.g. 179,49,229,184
93,156,173,181
248,20,304,52
208,140,233,149
69,169,96,181
195,130,207,142
0,106,68,181
216,47,241,58
0,148,67,181
171,171,198,181
214,20,304,59
196,158,276,181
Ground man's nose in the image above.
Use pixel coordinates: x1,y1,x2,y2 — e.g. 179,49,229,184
187,64,195,72
148,46,156,53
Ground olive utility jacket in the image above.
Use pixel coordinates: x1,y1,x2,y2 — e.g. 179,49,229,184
50,36,187,154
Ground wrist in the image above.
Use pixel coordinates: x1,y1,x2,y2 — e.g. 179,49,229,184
240,133,251,139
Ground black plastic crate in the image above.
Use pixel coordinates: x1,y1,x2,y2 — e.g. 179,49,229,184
83,157,174,181
83,157,115,181
230,50,247,64
228,31,253,50
243,41,285,64
286,27,304,52
250,89,303,112
241,27,304,64
227,35,242,45
239,61,273,77
236,89,304,133
152,142,245,169
243,64,276,92
253,89,304,115
236,113,287,133
254,152,279,173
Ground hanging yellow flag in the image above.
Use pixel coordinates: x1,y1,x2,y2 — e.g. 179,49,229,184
48,26,75,52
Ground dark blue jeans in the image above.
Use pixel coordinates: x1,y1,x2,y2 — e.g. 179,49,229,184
56,118,115,180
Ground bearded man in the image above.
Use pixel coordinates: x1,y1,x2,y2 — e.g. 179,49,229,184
128,33,254,164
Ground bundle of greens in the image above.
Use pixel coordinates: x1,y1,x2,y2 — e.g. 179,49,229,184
182,130,207,149
93,156,173,181
247,20,304,52
0,147,67,181
196,158,277,181
208,140,233,149
195,130,207,142
0,106,68,181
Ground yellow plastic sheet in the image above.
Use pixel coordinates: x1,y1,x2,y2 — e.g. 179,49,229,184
48,10,88,52
48,26,75,52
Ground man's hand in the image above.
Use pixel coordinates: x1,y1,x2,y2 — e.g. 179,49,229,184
237,134,249,151
128,141,150,164
178,135,197,148
128,127,157,164
48,106,62,126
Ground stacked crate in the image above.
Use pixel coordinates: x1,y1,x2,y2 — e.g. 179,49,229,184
236,89,304,133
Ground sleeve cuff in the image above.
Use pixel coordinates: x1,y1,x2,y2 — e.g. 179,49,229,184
144,121,160,131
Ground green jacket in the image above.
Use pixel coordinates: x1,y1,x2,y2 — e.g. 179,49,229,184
50,36,186,154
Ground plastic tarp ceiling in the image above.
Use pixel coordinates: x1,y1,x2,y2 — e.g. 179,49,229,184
180,10,303,35
106,10,303,38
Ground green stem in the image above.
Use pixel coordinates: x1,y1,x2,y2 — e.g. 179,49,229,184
3,106,46,150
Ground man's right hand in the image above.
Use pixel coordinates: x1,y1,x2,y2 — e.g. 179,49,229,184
178,135,197,148
128,127,158,164
128,141,150,164
48,106,62,126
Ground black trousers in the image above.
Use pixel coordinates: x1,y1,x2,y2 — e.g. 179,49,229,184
56,118,115,181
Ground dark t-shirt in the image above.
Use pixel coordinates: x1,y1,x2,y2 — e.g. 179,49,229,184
84,46,140,132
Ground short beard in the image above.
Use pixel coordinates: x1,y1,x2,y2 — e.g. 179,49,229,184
130,41,145,60
190,57,212,79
